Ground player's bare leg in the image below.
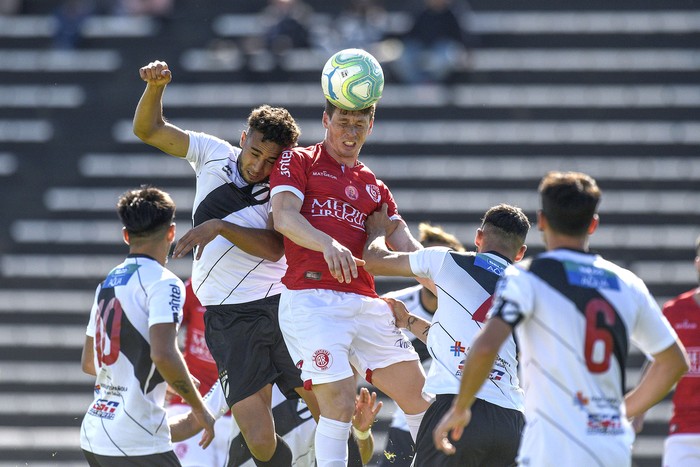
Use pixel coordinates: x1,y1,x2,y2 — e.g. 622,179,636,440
295,386,321,421
231,384,288,464
372,360,430,440
312,376,357,466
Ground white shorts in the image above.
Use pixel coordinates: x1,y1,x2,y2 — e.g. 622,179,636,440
166,404,233,467
278,288,419,385
663,433,700,467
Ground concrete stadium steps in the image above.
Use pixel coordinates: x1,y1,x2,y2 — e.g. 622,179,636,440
1,0,698,465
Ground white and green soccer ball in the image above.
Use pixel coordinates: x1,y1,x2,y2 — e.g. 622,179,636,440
321,48,384,111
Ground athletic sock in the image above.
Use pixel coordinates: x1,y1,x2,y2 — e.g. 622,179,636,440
252,434,292,467
315,416,352,467
404,410,427,442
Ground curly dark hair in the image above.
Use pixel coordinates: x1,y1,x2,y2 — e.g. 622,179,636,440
247,105,300,148
117,186,175,239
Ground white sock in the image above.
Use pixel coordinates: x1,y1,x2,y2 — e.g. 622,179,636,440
315,416,352,467
404,410,427,442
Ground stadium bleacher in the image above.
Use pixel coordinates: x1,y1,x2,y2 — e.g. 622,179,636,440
0,0,698,465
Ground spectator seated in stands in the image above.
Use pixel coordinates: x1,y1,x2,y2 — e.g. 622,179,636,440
393,0,471,84
53,0,94,49
327,0,389,53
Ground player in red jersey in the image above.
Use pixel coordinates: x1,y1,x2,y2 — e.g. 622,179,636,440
636,235,700,466
270,95,431,466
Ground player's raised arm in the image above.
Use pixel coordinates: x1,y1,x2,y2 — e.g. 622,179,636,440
133,60,189,158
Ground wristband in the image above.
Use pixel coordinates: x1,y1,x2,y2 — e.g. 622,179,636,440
352,425,371,440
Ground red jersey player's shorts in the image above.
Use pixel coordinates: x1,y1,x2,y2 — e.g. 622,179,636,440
278,288,419,386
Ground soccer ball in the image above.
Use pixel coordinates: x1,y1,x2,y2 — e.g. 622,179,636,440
321,48,384,111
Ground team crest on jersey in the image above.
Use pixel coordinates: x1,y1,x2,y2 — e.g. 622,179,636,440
312,349,333,371
365,184,381,203
345,185,359,201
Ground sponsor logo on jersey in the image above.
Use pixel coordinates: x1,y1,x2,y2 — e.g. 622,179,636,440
394,338,412,349
563,261,620,290
345,185,359,201
587,413,623,434
574,391,590,408
103,264,140,288
489,369,505,381
222,164,233,177
365,184,381,203
474,253,508,276
450,341,466,356
311,170,338,180
169,283,183,314
278,151,293,177
88,399,119,420
686,347,700,374
220,371,229,399
312,349,333,371
304,271,322,280
676,319,698,330
310,198,366,231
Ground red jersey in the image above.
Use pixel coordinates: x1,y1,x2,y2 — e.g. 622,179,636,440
663,289,700,434
169,279,219,405
270,143,400,297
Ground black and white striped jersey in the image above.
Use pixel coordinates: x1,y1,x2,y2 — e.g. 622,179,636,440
409,247,525,412
80,254,185,456
490,248,678,466
186,131,286,306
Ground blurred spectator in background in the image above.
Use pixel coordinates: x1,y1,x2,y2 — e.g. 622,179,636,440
393,0,471,84
53,0,94,49
0,0,21,15
328,0,389,53
116,0,173,18
264,0,313,59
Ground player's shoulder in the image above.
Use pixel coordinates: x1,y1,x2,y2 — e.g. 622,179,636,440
663,289,697,313
187,130,235,150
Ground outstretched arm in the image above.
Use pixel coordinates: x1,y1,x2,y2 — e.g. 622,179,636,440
272,191,364,283
352,387,383,465
133,60,189,158
384,298,431,344
173,215,284,262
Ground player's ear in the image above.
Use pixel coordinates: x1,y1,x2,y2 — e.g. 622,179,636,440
367,117,374,135
239,130,247,148
536,210,546,231
474,228,483,250
122,227,130,245
587,214,599,235
515,244,527,262
322,111,330,129
167,223,176,242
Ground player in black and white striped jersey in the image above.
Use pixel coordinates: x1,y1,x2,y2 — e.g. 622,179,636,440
377,223,465,467
364,204,530,467
80,187,215,466
434,171,689,467
134,60,318,466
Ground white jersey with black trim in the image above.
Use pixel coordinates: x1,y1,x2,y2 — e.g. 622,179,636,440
204,383,315,466
80,255,185,456
382,284,434,430
186,131,286,306
490,248,679,467
409,247,524,412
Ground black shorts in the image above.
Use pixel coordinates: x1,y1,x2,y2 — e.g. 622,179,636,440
204,295,303,407
379,427,415,467
415,395,524,467
83,450,180,466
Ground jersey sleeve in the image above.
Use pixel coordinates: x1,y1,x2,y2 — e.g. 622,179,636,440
408,247,451,279
488,264,534,327
185,131,229,173
85,283,102,338
270,149,308,202
629,276,679,356
146,276,185,328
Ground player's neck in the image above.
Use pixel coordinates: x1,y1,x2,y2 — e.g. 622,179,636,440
543,230,589,253
128,244,168,266
694,287,700,307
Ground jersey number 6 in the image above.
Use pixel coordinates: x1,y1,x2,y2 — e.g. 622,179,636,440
584,298,616,373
